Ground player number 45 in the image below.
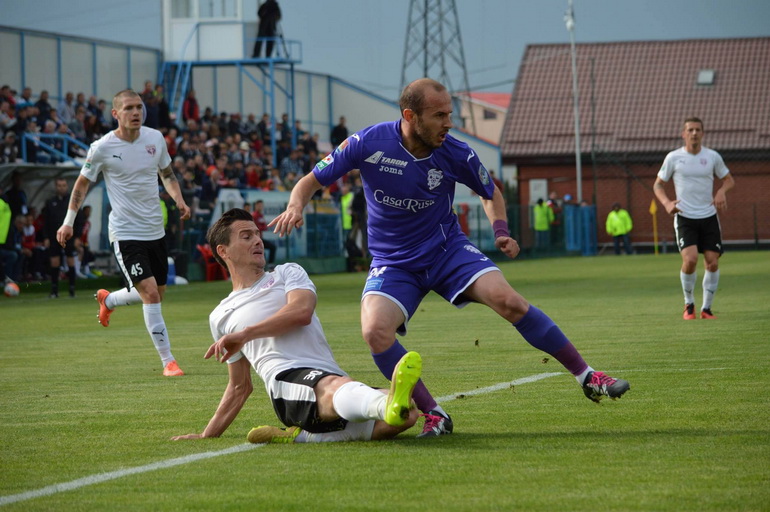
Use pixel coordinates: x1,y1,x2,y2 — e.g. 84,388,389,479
130,263,143,276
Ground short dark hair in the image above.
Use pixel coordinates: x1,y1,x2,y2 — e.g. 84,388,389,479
112,89,139,110
684,117,704,130
206,208,254,268
399,78,447,115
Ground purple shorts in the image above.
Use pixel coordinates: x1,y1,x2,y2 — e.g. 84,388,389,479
362,239,500,336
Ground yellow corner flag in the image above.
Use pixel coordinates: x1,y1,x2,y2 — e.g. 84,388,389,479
650,199,659,255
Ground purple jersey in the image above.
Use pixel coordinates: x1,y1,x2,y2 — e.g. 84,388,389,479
314,121,495,271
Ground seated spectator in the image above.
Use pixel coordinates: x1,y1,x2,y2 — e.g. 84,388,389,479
165,127,178,158
182,89,200,123
199,168,224,212
0,85,17,113
266,167,286,191
243,163,262,189
57,92,76,125
96,99,112,131
83,113,104,142
12,105,30,138
21,120,47,164
283,170,300,191
243,113,258,135
181,169,200,215
202,106,215,124
257,113,271,147
75,92,87,112
35,90,53,126
0,138,10,162
1,100,17,135
68,108,88,143
279,147,303,179
16,87,34,109
228,112,243,136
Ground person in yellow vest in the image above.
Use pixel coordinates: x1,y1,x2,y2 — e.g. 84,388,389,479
533,198,554,249
0,189,19,284
339,182,353,241
606,202,633,255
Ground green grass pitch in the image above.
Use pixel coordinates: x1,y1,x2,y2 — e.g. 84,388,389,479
1,251,768,511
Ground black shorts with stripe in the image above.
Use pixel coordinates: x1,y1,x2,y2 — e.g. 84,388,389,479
270,368,347,434
674,214,723,254
112,238,168,290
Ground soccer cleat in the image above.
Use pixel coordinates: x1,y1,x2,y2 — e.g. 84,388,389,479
384,351,422,427
417,410,454,438
95,289,113,327
247,425,301,444
682,303,696,320
163,360,185,377
700,308,716,319
582,371,630,403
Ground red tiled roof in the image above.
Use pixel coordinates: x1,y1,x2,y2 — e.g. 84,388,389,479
466,92,511,110
501,37,770,159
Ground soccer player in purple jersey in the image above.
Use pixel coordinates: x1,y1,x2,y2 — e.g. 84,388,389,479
271,78,629,437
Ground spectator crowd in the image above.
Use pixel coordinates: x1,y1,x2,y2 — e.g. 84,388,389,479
1,82,367,282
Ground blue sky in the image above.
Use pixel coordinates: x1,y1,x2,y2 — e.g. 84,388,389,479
2,0,768,98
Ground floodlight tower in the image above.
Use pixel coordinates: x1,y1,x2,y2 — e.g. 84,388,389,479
400,0,476,135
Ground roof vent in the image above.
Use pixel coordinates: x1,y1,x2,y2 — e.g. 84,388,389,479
697,69,715,86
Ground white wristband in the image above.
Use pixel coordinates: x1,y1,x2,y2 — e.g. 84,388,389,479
63,209,77,227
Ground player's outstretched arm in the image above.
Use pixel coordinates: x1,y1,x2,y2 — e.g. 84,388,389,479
269,172,323,236
171,357,252,440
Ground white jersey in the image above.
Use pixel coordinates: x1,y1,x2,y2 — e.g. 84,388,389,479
657,146,730,219
209,263,346,389
80,127,171,242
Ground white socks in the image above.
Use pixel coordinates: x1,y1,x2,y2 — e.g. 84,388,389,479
680,271,697,305
296,421,374,443
143,303,174,367
331,381,386,422
702,270,719,310
575,366,594,385
681,270,720,310
105,287,142,309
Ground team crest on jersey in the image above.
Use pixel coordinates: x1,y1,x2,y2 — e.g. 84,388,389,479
464,244,489,261
145,145,156,156
478,164,490,185
427,168,443,190
700,158,707,166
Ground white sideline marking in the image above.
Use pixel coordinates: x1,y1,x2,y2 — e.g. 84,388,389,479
0,444,260,506
0,371,564,506
435,372,564,403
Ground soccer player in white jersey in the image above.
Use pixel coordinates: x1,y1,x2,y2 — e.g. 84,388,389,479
654,117,735,320
271,78,630,438
171,209,422,444
56,89,191,376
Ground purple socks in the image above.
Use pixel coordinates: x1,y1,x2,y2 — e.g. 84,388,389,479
514,305,588,376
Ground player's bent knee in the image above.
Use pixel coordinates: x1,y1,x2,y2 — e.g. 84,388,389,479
361,324,398,352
